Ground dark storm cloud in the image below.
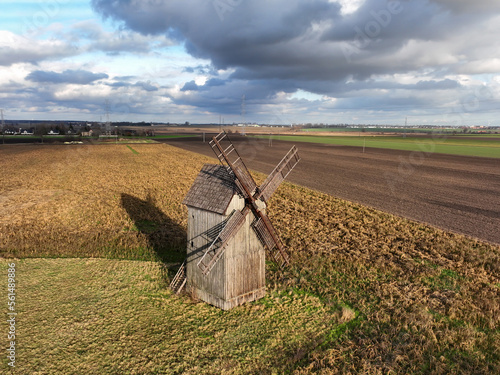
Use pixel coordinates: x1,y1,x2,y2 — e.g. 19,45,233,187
107,80,159,91
298,78,462,96
430,0,500,13
206,78,226,87
320,0,449,51
182,65,218,75
26,69,109,84
180,80,199,92
181,78,226,92
91,0,495,83
134,81,159,92
107,81,130,88
91,0,500,120
174,77,294,115
91,0,342,75
172,76,460,117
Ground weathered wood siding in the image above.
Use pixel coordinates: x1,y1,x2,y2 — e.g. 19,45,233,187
224,207,265,300
186,207,226,299
186,194,266,310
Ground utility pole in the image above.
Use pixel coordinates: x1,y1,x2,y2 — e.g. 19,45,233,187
105,100,111,135
37,119,43,144
1,109,5,144
241,94,246,135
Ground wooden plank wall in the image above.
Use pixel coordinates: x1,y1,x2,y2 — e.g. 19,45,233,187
186,195,266,309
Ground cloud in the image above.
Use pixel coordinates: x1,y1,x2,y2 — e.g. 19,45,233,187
91,0,341,73
90,0,500,87
133,81,159,92
182,65,218,75
414,79,461,90
48,20,173,57
69,20,174,55
430,0,500,13
26,69,109,84
181,78,226,92
3,1,499,124
206,78,226,87
106,80,159,91
0,31,77,66
88,0,500,126
106,81,131,88
181,80,199,92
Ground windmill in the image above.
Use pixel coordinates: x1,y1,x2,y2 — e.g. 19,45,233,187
170,131,300,309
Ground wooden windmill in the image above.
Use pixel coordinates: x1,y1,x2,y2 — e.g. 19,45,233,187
170,131,300,309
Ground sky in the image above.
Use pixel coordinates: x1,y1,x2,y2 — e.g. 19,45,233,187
1,0,500,125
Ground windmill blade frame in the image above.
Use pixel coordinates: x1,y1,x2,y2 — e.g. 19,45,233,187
169,260,187,294
257,145,300,202
197,208,250,275
197,131,299,275
209,132,257,198
252,214,289,267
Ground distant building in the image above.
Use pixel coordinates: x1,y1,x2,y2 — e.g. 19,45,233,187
122,129,137,136
81,130,93,137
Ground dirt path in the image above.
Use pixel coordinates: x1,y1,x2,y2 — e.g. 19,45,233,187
162,135,500,245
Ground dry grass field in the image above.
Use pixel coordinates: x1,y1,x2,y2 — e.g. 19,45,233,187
1,143,499,374
0,144,193,261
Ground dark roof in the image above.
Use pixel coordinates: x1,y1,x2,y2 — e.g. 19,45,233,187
183,164,238,214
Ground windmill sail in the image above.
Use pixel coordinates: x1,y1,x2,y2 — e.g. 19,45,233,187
209,132,257,197
257,145,300,202
197,208,249,274
169,260,187,294
252,215,289,267
197,131,299,275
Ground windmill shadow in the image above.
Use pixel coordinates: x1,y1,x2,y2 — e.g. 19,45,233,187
120,193,186,265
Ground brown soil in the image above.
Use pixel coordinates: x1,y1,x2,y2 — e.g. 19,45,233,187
162,134,500,245
132,125,384,137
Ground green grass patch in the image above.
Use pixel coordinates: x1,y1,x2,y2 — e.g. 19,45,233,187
151,134,198,139
126,145,139,154
303,128,500,136
0,258,344,374
254,134,500,158
303,127,439,134
422,268,464,292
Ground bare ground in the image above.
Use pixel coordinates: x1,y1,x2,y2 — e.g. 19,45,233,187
161,134,500,245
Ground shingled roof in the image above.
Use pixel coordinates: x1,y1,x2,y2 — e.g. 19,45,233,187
183,164,238,214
